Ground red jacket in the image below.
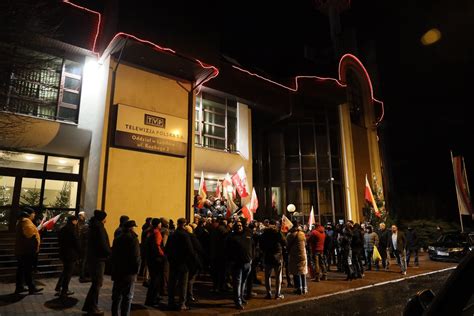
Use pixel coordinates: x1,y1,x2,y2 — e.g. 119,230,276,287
309,225,326,253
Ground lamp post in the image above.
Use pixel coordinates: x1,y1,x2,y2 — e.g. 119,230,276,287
287,203,296,221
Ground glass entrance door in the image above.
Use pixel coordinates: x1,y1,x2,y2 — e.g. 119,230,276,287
0,176,16,231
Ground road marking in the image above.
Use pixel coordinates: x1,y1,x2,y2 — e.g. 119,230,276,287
233,266,457,315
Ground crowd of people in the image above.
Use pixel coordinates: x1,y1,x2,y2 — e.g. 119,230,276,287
13,205,420,315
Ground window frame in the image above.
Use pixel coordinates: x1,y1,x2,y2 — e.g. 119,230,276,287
1,47,84,124
195,92,238,152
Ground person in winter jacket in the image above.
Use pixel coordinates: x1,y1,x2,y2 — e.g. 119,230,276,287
165,218,197,311
111,220,141,316
363,225,379,271
55,215,81,298
287,222,308,295
14,207,42,294
406,227,419,267
259,219,286,299
308,223,327,281
82,210,111,314
226,220,254,309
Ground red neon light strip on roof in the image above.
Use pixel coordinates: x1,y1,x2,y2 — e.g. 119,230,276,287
62,1,219,91
232,66,346,92
110,32,177,54
62,1,383,124
338,53,384,125
63,0,101,56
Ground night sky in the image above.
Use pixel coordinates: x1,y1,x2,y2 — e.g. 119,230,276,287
219,0,474,220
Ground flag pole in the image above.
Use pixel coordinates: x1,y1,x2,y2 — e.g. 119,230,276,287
450,150,464,233
461,156,474,220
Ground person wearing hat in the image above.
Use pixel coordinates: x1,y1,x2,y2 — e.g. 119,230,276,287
165,218,198,311
111,220,141,316
114,215,130,240
14,207,42,294
145,218,165,306
55,215,80,298
83,210,111,314
77,211,90,282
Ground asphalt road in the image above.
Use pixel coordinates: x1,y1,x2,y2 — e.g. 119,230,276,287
240,270,452,316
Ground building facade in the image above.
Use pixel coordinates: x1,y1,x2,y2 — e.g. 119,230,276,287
0,0,385,236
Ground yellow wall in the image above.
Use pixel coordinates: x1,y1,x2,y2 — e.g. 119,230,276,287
99,59,191,238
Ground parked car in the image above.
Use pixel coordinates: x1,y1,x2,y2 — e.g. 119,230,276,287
427,231,474,262
403,251,474,315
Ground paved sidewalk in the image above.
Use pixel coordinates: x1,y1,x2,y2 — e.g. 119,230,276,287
0,253,456,315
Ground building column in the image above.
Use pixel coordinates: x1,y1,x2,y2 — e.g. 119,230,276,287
339,103,360,222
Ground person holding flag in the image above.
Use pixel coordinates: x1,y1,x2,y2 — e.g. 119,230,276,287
14,207,42,294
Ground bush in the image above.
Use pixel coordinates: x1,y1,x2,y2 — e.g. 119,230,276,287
400,219,460,250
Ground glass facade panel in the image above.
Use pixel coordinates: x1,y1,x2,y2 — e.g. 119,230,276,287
195,92,238,151
62,91,80,106
258,107,343,222
64,77,81,91
58,107,77,121
46,156,80,174
0,151,45,171
0,176,14,206
0,46,82,123
44,180,78,209
20,178,43,207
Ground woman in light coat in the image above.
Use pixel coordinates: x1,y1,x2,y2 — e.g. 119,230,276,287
287,222,308,294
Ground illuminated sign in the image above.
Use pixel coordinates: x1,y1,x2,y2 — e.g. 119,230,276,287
114,104,187,157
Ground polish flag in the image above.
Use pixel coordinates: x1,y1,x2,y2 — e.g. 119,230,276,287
38,215,60,231
308,206,316,229
199,171,207,201
281,214,293,233
249,188,259,213
241,205,253,221
215,179,222,200
222,173,233,199
231,167,249,198
365,174,381,217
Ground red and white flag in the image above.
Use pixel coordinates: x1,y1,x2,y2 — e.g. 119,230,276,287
249,188,259,213
222,173,233,199
199,171,207,201
38,215,60,231
281,214,293,233
215,179,222,200
308,206,316,229
232,166,250,198
365,174,380,217
451,153,473,218
241,205,253,221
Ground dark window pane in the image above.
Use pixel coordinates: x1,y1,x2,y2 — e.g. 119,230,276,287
58,107,77,122
286,156,299,169
203,111,225,126
202,93,226,114
300,125,315,155
62,91,80,106
65,77,81,91
285,126,299,156
203,124,225,139
227,116,237,151
203,137,225,150
64,60,82,76
329,127,340,156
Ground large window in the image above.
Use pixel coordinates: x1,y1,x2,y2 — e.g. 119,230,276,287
0,45,83,123
195,92,237,152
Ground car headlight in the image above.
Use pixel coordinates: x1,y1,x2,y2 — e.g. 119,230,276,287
469,246,473,251
428,246,435,251
448,247,464,252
